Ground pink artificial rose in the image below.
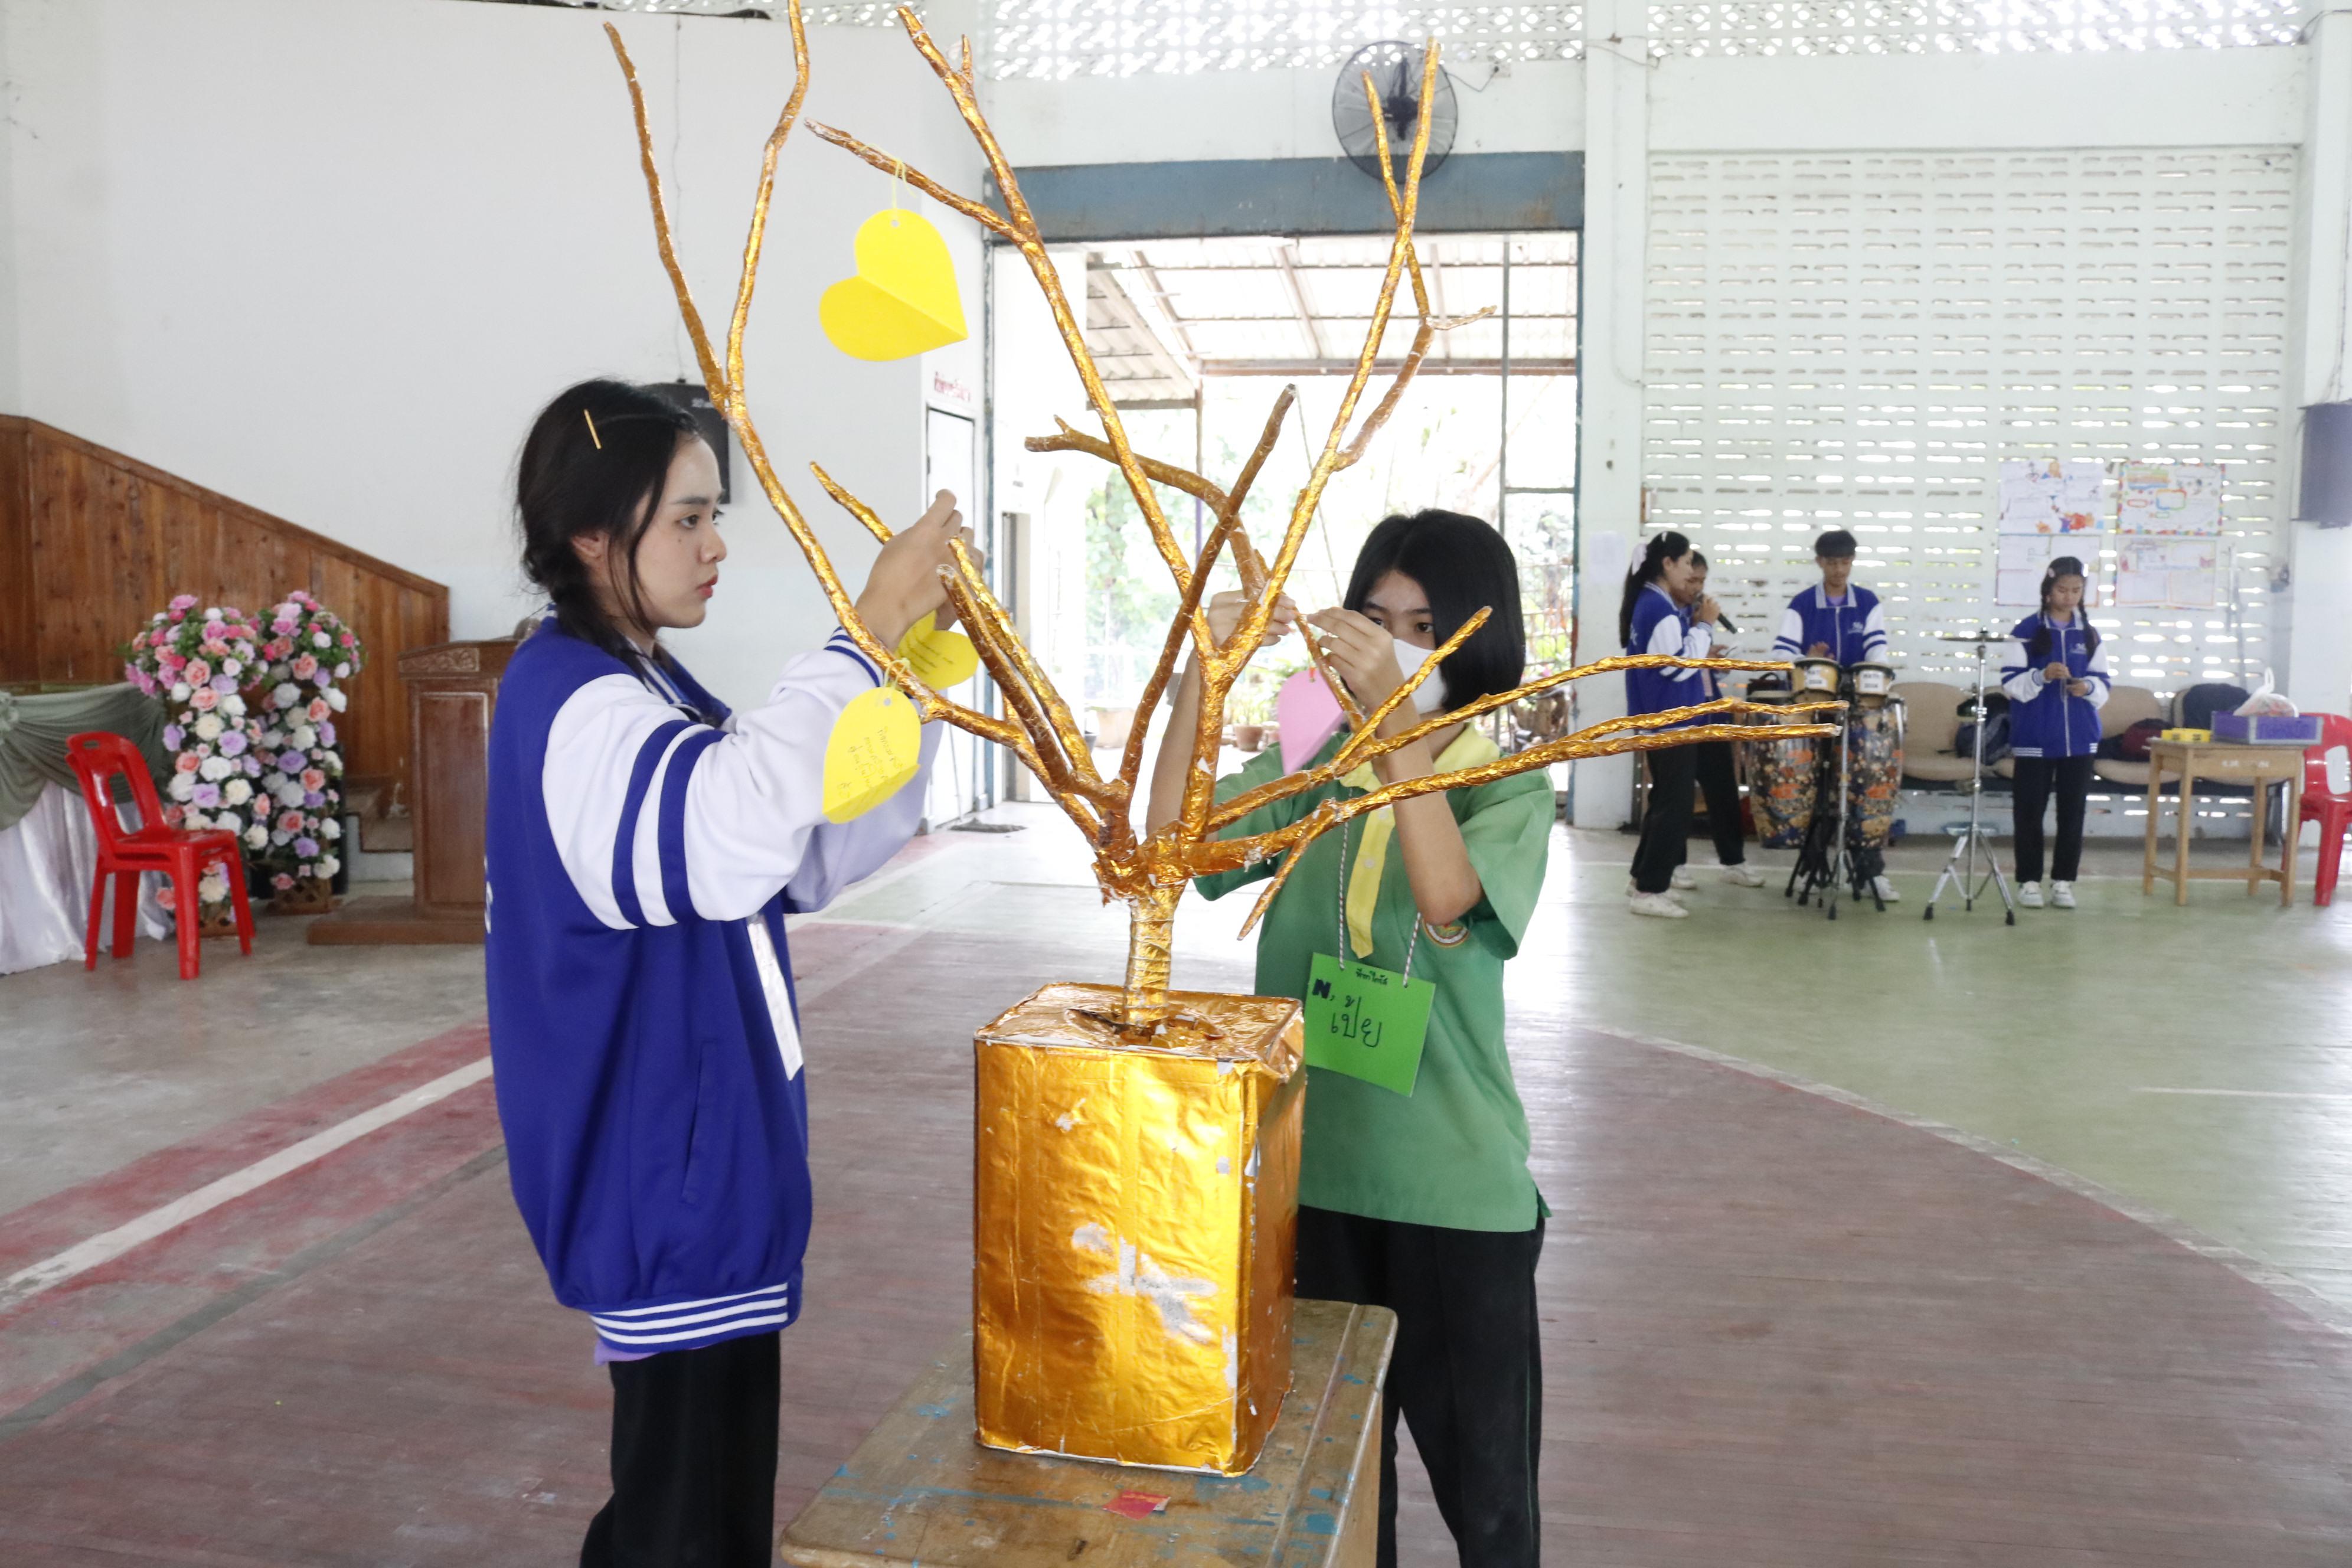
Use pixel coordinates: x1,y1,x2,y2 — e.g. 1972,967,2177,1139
162,803,184,827
159,650,185,672
277,810,305,834
168,594,197,612
202,621,227,642
307,698,330,722
292,654,319,681
184,658,211,685
301,768,327,792
174,752,202,774
190,687,219,711
272,873,296,891
149,628,169,648
339,631,356,647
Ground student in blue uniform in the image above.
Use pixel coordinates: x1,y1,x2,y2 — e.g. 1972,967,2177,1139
1621,531,1718,919
484,379,968,1568
1771,528,1887,665
2000,555,2109,909
1673,551,1766,890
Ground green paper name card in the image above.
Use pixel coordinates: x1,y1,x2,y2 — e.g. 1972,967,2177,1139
1304,952,1434,1096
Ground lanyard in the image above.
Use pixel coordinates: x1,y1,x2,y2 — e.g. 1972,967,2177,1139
1333,815,1419,981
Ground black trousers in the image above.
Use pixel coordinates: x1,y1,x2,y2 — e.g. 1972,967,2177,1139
1689,740,1746,867
2012,753,2095,884
1631,744,1697,894
580,1330,780,1568
1295,1207,1544,1568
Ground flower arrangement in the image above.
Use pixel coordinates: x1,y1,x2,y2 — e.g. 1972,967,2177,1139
120,596,269,912
253,590,365,894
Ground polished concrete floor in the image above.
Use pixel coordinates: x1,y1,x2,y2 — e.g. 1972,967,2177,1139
2,808,2349,1563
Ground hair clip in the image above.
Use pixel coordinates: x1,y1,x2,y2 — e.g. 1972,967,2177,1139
583,409,603,450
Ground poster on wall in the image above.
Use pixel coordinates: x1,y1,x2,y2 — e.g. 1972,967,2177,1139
2115,462,2223,535
1997,458,2108,535
2113,538,2221,608
1995,533,2105,607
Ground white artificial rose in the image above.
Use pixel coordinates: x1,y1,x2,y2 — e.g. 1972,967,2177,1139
292,724,318,750
167,773,195,802
220,693,246,720
277,779,306,808
224,778,253,806
182,811,210,831
273,682,300,709
194,714,224,741
222,658,242,677
171,682,191,702
326,687,347,713
318,854,340,878
199,870,228,902
272,828,293,847
244,825,267,850
198,754,232,782
312,631,329,648
334,662,351,679
321,817,342,841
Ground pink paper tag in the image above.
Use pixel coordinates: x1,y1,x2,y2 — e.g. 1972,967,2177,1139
1104,1489,1170,1520
1277,668,1347,773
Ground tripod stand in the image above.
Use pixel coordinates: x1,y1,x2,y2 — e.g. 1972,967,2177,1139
1923,631,2017,925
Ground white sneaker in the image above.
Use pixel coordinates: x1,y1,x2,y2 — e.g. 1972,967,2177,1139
1721,863,1766,887
1871,874,1900,903
2019,880,2043,909
1671,865,1697,890
1628,891,1690,919
2050,880,2076,909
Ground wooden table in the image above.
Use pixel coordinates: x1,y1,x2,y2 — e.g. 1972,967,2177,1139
779,1300,1396,1568
2141,739,2304,906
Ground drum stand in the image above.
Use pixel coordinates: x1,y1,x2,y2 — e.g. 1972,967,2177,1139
1923,636,2017,925
1786,705,1885,919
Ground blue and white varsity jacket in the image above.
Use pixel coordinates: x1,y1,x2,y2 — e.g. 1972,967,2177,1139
1625,582,1713,725
484,619,937,1357
2000,612,2111,760
1771,584,1887,664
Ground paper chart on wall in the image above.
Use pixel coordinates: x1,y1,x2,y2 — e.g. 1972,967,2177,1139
1995,534,2105,607
2113,538,2220,608
1997,459,2108,535
2115,462,2223,536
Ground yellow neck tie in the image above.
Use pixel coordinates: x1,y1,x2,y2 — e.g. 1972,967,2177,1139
1337,726,1502,959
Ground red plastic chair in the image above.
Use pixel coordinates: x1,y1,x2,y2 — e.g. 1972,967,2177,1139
2298,714,2352,907
64,731,255,980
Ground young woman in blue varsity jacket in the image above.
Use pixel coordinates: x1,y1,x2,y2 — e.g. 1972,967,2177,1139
2000,556,2110,910
1621,531,1719,919
485,380,967,1567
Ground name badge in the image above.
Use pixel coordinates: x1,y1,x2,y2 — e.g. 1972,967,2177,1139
1304,952,1434,1096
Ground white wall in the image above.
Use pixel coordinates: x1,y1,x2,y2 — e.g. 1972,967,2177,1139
2,0,985,712
985,58,1583,166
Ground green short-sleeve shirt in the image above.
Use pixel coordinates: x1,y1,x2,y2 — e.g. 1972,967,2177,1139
1195,738,1552,1232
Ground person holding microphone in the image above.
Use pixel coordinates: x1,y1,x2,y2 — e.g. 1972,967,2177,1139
1621,531,1717,918
2000,556,2109,909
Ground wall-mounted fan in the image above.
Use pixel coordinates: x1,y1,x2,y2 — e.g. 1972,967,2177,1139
1331,41,1457,185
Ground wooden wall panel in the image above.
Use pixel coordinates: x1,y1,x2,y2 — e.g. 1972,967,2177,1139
8,420,449,806
0,420,34,681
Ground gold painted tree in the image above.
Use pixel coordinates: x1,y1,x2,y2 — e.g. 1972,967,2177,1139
605,4,1835,1029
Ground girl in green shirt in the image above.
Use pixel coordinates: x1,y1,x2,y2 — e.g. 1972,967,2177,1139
1149,509,1550,1568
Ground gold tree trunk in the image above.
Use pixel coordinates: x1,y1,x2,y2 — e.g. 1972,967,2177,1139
1119,883,1182,1029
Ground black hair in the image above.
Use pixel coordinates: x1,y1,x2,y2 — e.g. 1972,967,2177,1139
1618,530,1692,646
516,378,707,667
1690,549,1709,570
2026,554,2101,661
1342,510,1525,708
1814,528,1857,559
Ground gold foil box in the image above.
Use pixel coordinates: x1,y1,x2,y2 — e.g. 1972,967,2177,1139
973,983,1304,1475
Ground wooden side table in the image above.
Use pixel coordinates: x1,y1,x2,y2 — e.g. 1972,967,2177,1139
2141,739,2303,907
779,1299,1396,1568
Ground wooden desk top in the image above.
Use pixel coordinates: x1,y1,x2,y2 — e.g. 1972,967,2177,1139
780,1299,1396,1568
2147,739,2305,776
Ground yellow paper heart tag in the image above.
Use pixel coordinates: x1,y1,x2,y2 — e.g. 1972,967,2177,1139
896,612,979,689
819,208,968,362
822,685,922,822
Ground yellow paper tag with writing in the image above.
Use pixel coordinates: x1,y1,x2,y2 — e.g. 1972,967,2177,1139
822,685,921,822
896,612,979,689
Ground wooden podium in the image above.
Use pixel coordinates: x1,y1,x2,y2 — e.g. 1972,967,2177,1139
310,638,517,945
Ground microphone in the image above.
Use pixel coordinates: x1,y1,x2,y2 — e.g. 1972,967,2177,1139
1717,610,1740,636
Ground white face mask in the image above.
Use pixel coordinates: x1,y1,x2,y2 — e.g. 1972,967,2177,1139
1393,636,1448,714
